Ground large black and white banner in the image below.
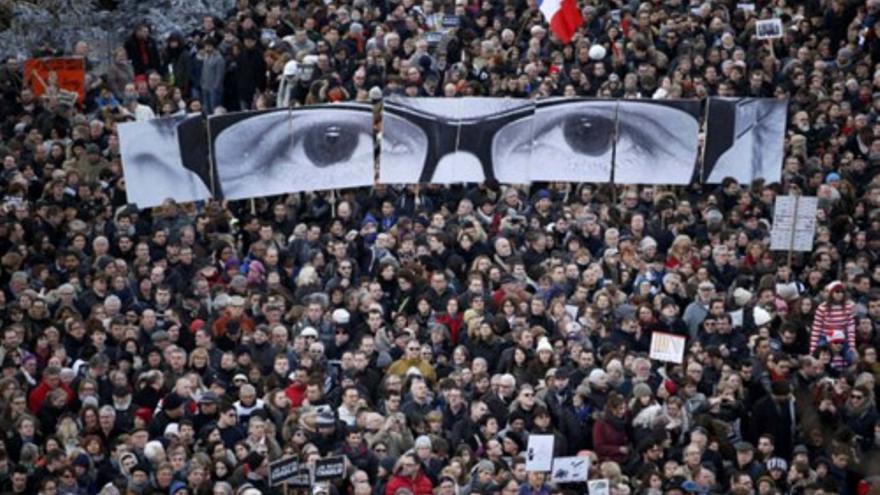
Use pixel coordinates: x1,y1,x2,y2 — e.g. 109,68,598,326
613,99,701,185
381,98,702,185
528,99,614,183
117,98,787,208
702,97,787,184
380,96,534,184
118,114,213,208
208,103,374,201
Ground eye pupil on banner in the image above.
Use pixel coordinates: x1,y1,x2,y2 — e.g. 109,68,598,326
305,124,357,166
563,115,613,156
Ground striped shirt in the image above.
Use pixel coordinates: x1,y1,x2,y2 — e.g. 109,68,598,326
809,301,856,353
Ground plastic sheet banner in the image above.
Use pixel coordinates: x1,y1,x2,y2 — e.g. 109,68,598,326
208,103,374,201
380,97,704,185
23,57,85,104
118,114,212,208
703,97,787,184
380,96,534,185
117,97,788,209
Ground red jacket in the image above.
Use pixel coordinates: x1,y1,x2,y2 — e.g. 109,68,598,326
284,382,306,408
385,471,433,495
592,416,629,463
28,380,75,414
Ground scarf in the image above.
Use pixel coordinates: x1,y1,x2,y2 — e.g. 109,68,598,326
607,413,627,431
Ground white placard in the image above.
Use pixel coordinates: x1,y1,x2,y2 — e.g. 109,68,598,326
737,3,755,11
756,19,783,39
525,434,554,472
770,195,818,252
649,332,686,364
588,479,610,495
551,457,590,483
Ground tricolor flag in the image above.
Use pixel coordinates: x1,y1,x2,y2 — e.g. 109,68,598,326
537,0,583,44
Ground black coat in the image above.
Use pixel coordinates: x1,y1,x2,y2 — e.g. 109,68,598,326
749,395,797,459
234,46,267,103
124,35,162,76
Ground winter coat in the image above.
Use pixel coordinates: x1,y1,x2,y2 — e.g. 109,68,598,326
385,470,434,495
592,414,629,463
124,34,162,76
200,52,226,92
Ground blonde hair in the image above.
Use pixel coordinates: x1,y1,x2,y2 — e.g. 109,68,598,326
296,265,319,287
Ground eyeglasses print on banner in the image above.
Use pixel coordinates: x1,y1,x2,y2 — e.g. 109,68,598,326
380,96,535,184
380,98,702,185
117,97,786,207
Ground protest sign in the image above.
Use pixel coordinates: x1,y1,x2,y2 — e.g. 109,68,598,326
526,435,554,472
650,332,686,364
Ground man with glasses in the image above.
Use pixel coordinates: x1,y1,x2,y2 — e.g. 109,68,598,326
844,385,878,452
386,337,436,382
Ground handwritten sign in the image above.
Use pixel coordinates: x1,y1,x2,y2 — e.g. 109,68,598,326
649,332,686,364
314,456,346,481
551,457,590,483
23,57,85,103
526,435,554,472
269,457,300,487
770,195,818,252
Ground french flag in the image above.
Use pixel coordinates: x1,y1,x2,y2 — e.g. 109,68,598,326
538,0,582,44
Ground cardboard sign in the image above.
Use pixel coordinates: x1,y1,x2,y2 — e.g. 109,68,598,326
649,332,686,364
314,456,346,481
525,434,554,472
756,19,783,39
23,57,85,103
770,195,818,252
588,479,610,495
551,457,590,483
442,15,460,28
269,457,300,487
289,465,312,488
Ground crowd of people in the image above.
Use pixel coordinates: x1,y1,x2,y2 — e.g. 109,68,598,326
1,0,880,494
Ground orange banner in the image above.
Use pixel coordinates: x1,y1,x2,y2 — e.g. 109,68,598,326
23,57,86,104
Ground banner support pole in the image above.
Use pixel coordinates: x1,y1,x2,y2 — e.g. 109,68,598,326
787,195,798,268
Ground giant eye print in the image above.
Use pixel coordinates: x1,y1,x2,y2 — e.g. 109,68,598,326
521,99,617,183
380,97,534,185
703,97,787,184
613,100,701,185
210,104,374,200
118,115,213,208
